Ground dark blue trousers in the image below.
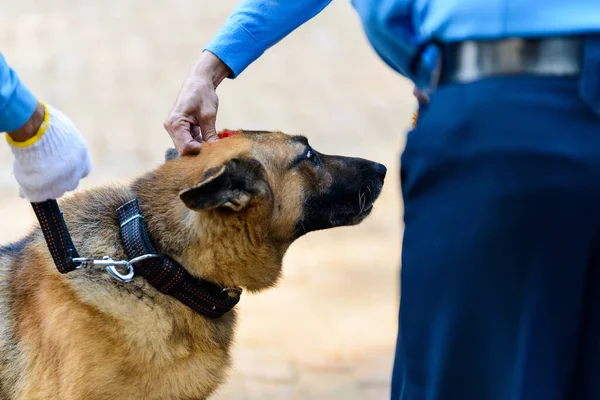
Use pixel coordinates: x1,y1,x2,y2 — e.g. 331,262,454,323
392,65,600,398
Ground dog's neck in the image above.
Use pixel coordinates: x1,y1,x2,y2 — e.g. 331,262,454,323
131,172,288,293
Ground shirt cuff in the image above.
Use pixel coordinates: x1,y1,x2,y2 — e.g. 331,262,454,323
0,79,37,133
204,18,267,79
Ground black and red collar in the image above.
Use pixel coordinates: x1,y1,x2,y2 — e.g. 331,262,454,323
31,198,241,319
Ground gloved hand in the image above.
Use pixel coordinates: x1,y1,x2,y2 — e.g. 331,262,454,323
5,102,92,202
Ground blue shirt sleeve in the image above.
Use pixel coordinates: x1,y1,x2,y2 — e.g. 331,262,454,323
205,0,333,78
352,0,438,89
0,52,37,133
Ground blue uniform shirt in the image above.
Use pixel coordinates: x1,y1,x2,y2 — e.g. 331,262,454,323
205,0,600,87
0,53,37,133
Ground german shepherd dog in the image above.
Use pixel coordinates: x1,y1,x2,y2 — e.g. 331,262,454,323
0,130,386,399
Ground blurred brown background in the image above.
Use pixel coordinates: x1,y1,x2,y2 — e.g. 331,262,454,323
0,1,416,398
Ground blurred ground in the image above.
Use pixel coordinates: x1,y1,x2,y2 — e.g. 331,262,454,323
0,1,415,398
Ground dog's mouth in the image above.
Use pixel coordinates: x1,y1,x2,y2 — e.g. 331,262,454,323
328,208,372,228
357,203,374,219
329,194,377,227
297,182,382,236
355,186,378,219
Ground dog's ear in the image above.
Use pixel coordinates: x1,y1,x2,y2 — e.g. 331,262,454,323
165,148,180,162
179,158,267,212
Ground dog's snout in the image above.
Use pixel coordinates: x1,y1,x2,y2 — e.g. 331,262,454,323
374,163,387,179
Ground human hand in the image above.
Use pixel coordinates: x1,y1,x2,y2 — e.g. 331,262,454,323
164,51,232,156
6,101,92,202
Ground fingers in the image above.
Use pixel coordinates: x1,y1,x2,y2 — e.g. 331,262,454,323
199,124,219,143
181,138,202,156
9,103,93,201
165,52,232,154
164,77,221,154
163,117,202,156
198,101,219,144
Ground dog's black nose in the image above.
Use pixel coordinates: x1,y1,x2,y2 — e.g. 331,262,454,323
374,163,387,179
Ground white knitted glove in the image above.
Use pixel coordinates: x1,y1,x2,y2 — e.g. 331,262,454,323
6,102,91,202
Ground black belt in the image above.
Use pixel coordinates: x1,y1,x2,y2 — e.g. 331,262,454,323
32,199,241,318
438,37,582,86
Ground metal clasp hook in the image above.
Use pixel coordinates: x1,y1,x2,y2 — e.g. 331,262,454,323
72,254,160,283
105,257,135,283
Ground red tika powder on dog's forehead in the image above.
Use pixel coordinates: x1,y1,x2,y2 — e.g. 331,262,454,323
218,129,239,139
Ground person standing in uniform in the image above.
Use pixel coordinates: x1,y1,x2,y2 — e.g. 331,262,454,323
165,1,600,399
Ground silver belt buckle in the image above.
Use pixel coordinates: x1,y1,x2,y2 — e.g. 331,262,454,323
443,37,582,85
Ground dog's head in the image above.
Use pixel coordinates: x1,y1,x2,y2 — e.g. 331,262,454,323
139,130,385,290
167,130,385,238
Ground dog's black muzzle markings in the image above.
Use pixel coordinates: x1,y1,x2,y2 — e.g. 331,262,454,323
298,155,387,235
31,199,241,319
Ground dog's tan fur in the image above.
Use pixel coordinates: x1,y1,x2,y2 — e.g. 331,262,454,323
0,131,384,399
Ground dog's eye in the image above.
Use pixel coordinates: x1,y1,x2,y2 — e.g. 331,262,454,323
290,148,319,169
305,149,318,164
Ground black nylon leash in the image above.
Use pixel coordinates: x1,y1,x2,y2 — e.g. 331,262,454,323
31,199,241,319
31,200,80,273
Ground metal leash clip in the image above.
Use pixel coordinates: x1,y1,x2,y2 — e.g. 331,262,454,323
221,287,243,298
71,254,161,283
